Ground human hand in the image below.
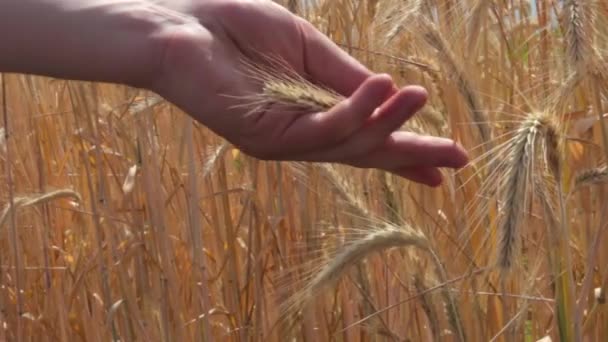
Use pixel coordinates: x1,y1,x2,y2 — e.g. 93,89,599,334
0,0,468,187
151,0,468,186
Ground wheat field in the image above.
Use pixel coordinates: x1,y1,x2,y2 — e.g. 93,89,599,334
1,0,608,341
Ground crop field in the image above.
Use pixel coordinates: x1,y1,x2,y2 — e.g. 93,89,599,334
1,0,608,341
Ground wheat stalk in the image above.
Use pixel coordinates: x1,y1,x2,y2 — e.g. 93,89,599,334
318,164,371,218
466,0,491,54
418,19,490,142
381,0,424,42
413,275,441,339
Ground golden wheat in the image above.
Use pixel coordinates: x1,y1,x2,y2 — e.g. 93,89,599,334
279,223,430,320
565,0,590,70
466,0,491,54
418,19,490,142
497,111,560,269
574,166,608,189
0,189,82,230
4,0,608,340
236,56,343,115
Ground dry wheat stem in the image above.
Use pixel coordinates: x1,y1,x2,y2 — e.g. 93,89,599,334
338,267,488,336
429,249,466,342
418,19,491,142
491,261,547,342
285,162,373,225
413,276,441,339
382,0,424,42
318,164,371,218
467,0,491,54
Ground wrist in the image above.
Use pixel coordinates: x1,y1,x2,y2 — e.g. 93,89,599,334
0,0,193,88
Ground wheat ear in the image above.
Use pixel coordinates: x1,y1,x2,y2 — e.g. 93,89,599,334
279,224,430,319
0,189,82,230
564,0,592,70
236,56,343,115
202,142,229,178
498,112,560,269
466,0,491,54
574,166,608,190
308,225,429,293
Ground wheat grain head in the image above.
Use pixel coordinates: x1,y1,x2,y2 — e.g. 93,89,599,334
0,189,82,230
497,111,560,270
574,166,608,190
276,223,431,335
564,0,593,71
235,56,343,116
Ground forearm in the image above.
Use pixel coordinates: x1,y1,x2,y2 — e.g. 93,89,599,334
0,0,191,87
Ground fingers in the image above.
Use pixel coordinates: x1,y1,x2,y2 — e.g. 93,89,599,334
346,131,469,170
392,167,444,187
296,85,428,162
346,135,467,187
286,83,468,187
278,74,395,154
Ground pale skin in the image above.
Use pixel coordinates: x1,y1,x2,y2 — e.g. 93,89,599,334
0,0,469,186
